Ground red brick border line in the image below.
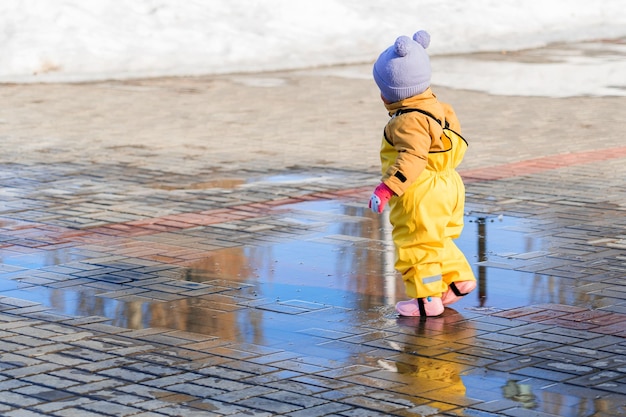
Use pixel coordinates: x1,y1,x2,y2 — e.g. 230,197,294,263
81,190,372,240
459,145,626,183
2,145,625,250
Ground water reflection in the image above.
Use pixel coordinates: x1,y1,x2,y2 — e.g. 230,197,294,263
0,199,620,415
467,372,622,416
503,380,537,408
460,213,608,310
1,248,88,269
366,311,477,414
386,357,467,396
0,201,607,330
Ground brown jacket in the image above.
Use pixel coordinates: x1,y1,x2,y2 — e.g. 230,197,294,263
380,87,461,196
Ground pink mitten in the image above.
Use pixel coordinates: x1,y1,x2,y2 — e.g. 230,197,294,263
369,182,394,213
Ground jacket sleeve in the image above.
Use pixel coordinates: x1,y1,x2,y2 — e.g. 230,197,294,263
382,114,432,196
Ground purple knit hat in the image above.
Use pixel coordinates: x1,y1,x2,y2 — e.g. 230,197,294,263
373,30,431,103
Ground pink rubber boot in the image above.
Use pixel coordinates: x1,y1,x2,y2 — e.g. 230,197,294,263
395,297,444,317
441,281,476,306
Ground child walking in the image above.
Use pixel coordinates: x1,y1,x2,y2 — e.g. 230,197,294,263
369,30,476,317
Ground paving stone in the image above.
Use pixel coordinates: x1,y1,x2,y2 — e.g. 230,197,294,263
77,400,144,416
2,409,51,417
287,402,356,417
165,382,225,398
1,362,65,379
146,405,222,416
208,385,276,403
65,378,126,395
237,396,303,414
98,367,157,383
0,391,43,408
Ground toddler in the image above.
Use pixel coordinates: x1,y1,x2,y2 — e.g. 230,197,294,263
369,30,476,317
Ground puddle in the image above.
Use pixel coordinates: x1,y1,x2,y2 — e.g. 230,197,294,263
1,248,89,269
0,201,600,320
0,199,622,415
148,171,346,191
243,172,344,188
0,286,141,327
0,201,599,332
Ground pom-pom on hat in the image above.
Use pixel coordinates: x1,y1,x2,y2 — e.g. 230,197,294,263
373,30,431,103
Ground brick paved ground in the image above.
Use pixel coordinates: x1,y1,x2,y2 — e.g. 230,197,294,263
0,50,625,416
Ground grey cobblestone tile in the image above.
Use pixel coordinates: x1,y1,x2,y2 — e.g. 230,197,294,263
0,340,27,353
523,331,585,345
0,376,30,391
187,398,270,416
93,390,157,407
74,322,135,335
598,380,626,395
286,403,353,417
33,352,90,367
244,370,304,386
191,377,251,393
98,367,157,383
5,305,52,316
165,381,225,398
263,379,329,396
123,362,182,378
263,390,327,409
3,410,52,417
59,347,116,362
0,391,43,408
14,386,76,402
76,357,138,372
567,370,624,389
148,406,222,416
573,334,626,350
65,378,126,395
208,385,277,404
532,349,599,365
220,360,280,377
114,383,172,400
0,297,41,309
140,372,204,389
140,347,215,363
237,396,303,414
77,400,144,416
30,397,94,414
51,368,107,384
22,373,82,390
1,362,65,379
127,399,177,412
513,366,579,383
194,365,256,383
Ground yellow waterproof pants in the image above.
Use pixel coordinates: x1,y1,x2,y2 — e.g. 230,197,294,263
385,129,476,299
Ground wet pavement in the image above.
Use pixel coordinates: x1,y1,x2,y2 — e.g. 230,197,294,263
1,42,626,416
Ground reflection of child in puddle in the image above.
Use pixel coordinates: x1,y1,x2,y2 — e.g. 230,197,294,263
368,30,476,317
502,380,537,409
380,357,466,396
377,312,473,398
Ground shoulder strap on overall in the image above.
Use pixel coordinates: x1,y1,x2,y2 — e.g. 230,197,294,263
394,108,449,129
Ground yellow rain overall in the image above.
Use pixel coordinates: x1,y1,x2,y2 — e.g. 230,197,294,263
379,90,476,300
